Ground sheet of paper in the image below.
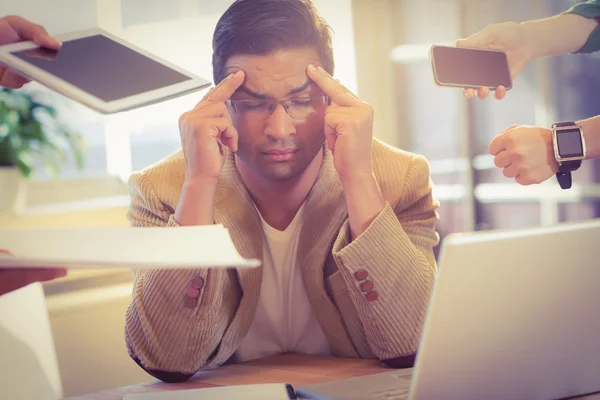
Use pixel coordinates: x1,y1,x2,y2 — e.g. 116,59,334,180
0,283,63,400
296,369,413,400
123,383,295,400
0,225,260,269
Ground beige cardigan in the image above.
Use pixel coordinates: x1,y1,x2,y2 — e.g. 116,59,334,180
124,138,440,375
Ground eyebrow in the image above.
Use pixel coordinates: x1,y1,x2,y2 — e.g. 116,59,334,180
238,80,312,99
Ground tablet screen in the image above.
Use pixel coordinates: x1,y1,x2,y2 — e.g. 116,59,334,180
10,34,192,102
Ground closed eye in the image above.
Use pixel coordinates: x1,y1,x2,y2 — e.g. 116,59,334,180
238,101,268,110
289,98,312,106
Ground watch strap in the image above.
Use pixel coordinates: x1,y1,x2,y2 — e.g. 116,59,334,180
556,171,573,189
552,121,582,190
552,121,576,128
557,160,582,173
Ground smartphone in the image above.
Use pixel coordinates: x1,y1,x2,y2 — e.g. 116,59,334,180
429,45,512,90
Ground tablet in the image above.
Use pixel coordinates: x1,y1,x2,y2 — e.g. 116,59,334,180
0,28,211,114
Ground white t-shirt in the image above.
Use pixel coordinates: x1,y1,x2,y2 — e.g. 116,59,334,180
234,204,333,362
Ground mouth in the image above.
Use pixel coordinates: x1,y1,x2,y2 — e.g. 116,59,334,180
263,148,298,162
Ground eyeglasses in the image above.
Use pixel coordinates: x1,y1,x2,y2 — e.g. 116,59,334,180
227,95,329,120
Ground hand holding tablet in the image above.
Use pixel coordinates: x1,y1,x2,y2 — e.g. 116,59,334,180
0,16,211,113
0,15,63,88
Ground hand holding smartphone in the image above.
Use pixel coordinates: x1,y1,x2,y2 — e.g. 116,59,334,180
429,45,512,92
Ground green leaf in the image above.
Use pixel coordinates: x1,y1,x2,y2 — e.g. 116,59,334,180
0,87,86,178
16,154,33,178
0,124,8,141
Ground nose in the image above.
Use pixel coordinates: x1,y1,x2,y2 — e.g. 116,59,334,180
264,104,296,140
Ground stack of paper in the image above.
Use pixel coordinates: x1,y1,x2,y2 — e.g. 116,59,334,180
296,369,413,400
0,225,260,269
122,384,296,400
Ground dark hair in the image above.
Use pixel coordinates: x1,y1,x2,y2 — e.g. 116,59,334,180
212,0,334,84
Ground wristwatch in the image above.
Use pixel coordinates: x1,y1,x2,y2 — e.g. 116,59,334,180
551,121,586,189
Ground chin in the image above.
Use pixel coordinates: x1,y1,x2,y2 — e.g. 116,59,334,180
259,164,302,181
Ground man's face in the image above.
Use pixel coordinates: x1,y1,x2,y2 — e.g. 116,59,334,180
225,47,327,181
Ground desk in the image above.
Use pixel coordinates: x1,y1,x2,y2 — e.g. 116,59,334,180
63,354,387,400
65,353,600,400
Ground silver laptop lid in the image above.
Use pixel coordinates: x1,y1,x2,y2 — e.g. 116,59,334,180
410,219,600,400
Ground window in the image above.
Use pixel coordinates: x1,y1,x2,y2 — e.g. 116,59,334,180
388,0,600,253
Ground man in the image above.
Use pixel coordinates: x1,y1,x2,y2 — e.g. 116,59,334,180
125,0,439,382
456,0,600,186
0,15,66,297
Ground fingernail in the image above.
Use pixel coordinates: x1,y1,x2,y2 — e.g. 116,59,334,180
48,38,62,46
316,65,325,73
307,64,317,73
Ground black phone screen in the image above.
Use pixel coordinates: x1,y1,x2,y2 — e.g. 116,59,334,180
431,46,512,89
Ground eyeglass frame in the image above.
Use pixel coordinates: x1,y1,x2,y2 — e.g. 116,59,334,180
226,95,330,119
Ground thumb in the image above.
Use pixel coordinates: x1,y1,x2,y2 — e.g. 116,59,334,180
455,35,485,49
455,25,496,49
324,124,337,153
33,33,62,49
454,38,471,48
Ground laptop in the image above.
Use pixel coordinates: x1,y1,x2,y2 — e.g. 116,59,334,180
297,219,600,400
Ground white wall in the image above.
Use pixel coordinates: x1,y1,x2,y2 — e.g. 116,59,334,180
47,282,154,397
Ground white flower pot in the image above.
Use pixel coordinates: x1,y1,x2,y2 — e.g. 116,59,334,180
0,166,27,216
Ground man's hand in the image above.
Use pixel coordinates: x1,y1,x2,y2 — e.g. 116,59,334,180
178,70,245,183
174,70,245,226
0,15,62,89
455,22,534,100
0,249,67,296
488,125,558,185
306,64,374,183
307,64,385,239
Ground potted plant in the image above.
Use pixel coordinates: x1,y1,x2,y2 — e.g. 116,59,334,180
0,87,85,215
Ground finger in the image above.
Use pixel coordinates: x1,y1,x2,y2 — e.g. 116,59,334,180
197,87,217,106
0,268,67,296
488,134,508,156
324,125,337,153
515,174,531,186
201,70,245,106
456,24,498,50
500,124,519,135
463,88,475,99
495,85,507,100
477,87,490,100
5,16,61,48
454,38,470,48
194,116,239,153
455,36,482,49
454,34,484,49
502,164,518,179
0,67,30,88
218,120,239,153
193,101,230,119
493,150,511,168
306,64,361,107
323,114,339,153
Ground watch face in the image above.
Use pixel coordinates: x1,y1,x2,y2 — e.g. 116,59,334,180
556,128,583,158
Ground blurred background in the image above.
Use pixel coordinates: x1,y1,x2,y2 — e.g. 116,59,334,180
0,0,599,397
